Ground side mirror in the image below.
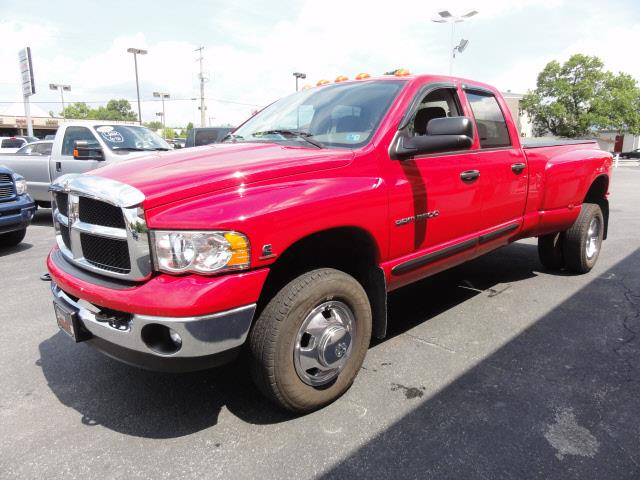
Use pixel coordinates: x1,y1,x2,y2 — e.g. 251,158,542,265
394,116,474,160
73,140,104,161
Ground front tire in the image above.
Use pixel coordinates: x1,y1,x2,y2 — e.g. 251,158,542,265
249,268,372,413
0,228,26,247
562,203,604,274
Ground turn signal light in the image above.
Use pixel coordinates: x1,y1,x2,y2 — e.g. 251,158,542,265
394,68,411,76
225,232,250,267
335,75,349,82
301,84,312,90
317,79,330,86
355,73,371,80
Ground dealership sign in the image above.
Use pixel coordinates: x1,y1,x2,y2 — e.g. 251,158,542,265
18,47,35,97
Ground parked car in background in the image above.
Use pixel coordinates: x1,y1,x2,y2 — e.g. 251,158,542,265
185,127,233,147
16,135,39,144
173,138,186,149
44,134,56,140
0,137,29,153
0,122,170,207
620,148,640,159
46,74,612,413
14,140,53,156
0,166,36,247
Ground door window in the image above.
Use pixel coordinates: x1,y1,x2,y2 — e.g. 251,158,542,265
405,88,462,137
465,91,511,148
61,127,98,156
36,142,53,155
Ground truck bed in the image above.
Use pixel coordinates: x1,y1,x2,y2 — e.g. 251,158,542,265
522,138,598,149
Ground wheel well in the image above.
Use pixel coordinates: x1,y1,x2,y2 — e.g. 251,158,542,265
584,175,609,239
257,227,388,339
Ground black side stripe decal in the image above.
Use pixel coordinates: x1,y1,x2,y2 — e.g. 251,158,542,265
392,223,520,275
478,223,519,244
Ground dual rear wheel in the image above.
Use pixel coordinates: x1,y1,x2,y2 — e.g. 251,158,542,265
538,203,604,273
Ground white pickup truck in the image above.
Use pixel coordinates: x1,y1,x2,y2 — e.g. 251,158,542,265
0,121,170,207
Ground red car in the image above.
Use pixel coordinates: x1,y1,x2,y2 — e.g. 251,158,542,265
47,73,612,412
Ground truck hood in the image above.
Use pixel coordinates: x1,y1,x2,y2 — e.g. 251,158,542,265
95,142,354,208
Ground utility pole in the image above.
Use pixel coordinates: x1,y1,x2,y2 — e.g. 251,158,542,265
195,46,207,127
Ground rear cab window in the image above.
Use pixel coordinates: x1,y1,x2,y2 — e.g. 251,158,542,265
465,90,511,148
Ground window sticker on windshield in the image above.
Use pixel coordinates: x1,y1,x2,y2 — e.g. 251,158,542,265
100,130,124,143
346,133,361,142
96,126,114,133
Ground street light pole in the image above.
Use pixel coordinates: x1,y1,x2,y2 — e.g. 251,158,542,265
293,72,306,91
127,47,148,125
432,10,478,75
153,91,170,129
49,83,71,119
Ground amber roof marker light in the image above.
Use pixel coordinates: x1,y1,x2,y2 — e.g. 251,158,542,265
355,73,371,80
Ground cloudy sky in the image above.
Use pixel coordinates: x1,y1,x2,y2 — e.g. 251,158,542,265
1,0,638,127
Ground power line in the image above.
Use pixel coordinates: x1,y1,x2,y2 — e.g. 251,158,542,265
0,97,263,107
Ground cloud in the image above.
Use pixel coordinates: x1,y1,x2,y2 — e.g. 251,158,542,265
0,0,638,127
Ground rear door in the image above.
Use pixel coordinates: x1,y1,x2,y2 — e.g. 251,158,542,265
50,126,102,181
462,89,528,233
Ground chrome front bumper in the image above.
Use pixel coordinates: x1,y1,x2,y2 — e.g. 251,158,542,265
51,282,256,362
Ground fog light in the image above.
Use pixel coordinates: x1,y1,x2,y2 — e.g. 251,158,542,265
169,329,182,348
141,324,183,354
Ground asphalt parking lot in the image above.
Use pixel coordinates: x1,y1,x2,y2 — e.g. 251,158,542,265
1,168,639,480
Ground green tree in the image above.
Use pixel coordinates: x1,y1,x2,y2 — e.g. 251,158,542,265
60,99,139,122
384,69,403,75
522,54,640,137
61,102,92,119
186,122,194,132
162,127,175,139
144,121,164,130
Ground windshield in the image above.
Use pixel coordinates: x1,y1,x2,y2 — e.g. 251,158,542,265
229,80,406,149
93,125,171,151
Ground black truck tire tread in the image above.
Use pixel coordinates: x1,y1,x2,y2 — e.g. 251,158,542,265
562,203,603,274
249,268,371,413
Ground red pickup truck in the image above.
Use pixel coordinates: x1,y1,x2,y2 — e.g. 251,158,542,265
47,73,612,412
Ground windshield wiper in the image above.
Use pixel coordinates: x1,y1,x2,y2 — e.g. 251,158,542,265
112,147,167,151
252,130,325,149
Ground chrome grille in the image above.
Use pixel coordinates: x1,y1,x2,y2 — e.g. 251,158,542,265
0,173,15,201
50,174,151,281
79,196,125,228
80,233,131,273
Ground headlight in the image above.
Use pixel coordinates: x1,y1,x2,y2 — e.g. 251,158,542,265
151,230,250,274
15,177,27,195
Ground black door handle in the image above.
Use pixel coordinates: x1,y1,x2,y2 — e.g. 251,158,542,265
511,162,526,174
55,161,62,172
460,170,480,182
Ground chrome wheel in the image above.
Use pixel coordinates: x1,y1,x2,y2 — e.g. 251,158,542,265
294,300,356,387
585,216,601,260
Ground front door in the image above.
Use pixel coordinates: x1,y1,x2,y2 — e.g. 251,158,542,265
386,86,484,263
50,126,102,182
